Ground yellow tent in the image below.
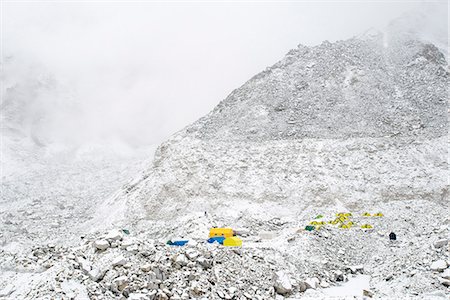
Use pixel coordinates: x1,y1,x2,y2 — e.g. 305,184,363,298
223,237,242,247
373,212,384,217
336,212,352,217
209,228,234,238
337,216,348,222
361,224,373,229
347,221,355,226
362,212,371,217
340,223,351,229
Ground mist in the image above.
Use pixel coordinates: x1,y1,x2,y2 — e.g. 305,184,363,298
1,1,447,149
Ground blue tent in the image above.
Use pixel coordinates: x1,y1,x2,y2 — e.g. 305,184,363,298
167,240,189,246
207,237,225,245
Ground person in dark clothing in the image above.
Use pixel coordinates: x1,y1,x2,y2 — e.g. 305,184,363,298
389,232,396,240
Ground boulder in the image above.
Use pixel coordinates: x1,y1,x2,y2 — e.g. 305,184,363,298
438,277,450,287
334,270,344,281
88,268,106,281
113,275,128,291
105,229,122,241
112,255,127,267
441,268,450,280
305,277,320,289
234,228,251,236
197,257,212,269
363,289,374,297
430,260,447,271
128,293,147,300
347,265,364,274
434,239,449,249
140,263,152,272
93,239,110,251
175,254,189,266
273,271,292,295
76,257,91,273
185,249,200,260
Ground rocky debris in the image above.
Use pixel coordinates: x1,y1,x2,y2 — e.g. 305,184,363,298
273,271,293,295
430,260,448,271
2,233,287,299
234,228,251,237
346,265,364,274
1,202,449,299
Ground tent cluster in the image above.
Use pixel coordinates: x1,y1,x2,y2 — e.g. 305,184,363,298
207,228,242,246
304,211,381,231
167,227,243,247
362,212,384,217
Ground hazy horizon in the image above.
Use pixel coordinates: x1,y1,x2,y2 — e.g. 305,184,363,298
2,1,448,149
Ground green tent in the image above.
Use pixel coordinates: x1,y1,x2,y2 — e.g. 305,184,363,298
305,225,315,231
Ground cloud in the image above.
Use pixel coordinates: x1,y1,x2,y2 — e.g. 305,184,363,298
2,1,445,148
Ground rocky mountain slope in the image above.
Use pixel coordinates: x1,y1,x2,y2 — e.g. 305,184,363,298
108,31,448,235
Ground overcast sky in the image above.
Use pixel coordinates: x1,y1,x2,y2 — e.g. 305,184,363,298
2,1,448,148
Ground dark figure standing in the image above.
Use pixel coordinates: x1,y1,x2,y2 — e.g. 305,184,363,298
389,232,396,241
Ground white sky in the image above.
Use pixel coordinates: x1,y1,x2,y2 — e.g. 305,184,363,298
2,1,447,147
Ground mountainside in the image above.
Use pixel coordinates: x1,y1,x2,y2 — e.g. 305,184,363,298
189,36,447,141
2,26,449,300
107,31,448,235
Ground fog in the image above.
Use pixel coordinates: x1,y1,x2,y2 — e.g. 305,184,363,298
1,1,447,148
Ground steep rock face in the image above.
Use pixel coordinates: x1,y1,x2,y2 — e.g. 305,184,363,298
117,34,448,226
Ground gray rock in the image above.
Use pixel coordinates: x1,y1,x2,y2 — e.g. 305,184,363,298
273,271,292,295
